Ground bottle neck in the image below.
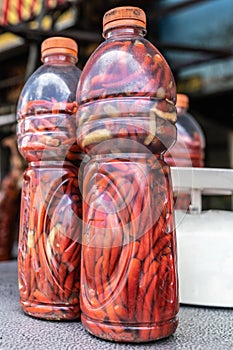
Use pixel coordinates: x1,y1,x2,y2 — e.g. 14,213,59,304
103,26,146,39
42,54,77,65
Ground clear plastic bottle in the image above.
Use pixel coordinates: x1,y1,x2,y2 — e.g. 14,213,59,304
17,37,82,320
76,7,179,342
165,93,205,167
165,93,205,210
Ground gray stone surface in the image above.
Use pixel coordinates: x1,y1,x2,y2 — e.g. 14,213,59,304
1,261,233,350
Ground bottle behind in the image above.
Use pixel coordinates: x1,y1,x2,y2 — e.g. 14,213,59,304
165,93,205,210
77,7,179,342
17,37,82,320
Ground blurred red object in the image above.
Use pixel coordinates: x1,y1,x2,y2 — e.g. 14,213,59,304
0,136,23,261
0,0,68,26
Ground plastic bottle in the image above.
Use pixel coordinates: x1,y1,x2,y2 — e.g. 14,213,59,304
76,7,179,342
165,93,205,210
165,93,205,167
17,37,82,320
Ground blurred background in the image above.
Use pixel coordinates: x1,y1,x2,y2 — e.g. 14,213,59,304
0,0,232,260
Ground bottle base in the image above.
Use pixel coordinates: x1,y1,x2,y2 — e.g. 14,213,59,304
81,314,178,343
20,299,80,321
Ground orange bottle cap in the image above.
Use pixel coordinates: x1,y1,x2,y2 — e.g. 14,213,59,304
176,93,189,108
41,37,78,61
103,6,146,32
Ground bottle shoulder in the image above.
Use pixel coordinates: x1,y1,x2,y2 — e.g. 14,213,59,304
177,112,205,148
17,64,81,113
77,36,176,104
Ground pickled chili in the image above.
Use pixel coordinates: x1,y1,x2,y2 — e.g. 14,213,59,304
76,7,179,342
18,163,82,319
17,37,82,320
17,99,80,163
81,155,179,342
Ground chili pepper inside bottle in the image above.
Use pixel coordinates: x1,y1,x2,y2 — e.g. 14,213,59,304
76,7,179,342
17,37,82,320
165,93,205,210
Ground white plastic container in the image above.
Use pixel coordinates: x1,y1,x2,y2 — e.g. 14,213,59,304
171,167,233,307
